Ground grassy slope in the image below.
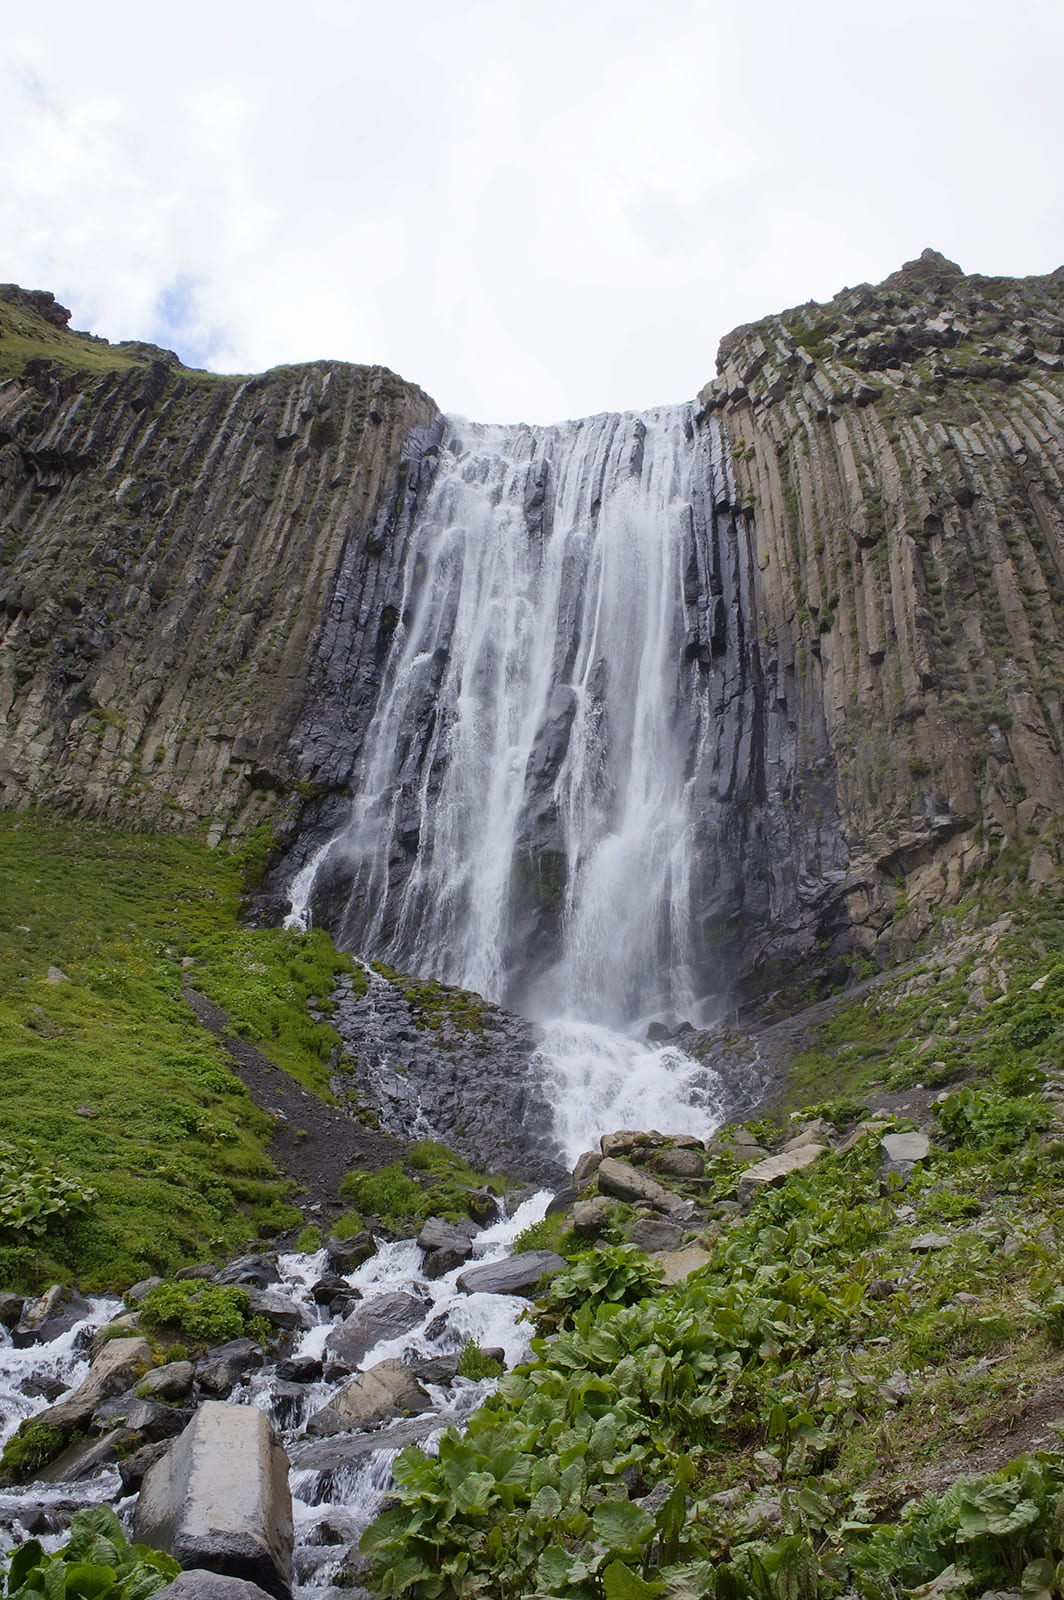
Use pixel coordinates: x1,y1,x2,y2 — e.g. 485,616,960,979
0,816,358,1292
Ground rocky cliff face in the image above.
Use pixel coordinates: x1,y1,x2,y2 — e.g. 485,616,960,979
2,258,1063,999
0,286,438,842
702,250,1064,969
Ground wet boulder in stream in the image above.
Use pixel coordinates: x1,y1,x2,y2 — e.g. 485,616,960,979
456,1249,567,1296
134,1401,293,1600
323,1290,426,1374
306,1357,431,1436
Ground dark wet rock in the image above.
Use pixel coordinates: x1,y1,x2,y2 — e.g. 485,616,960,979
37,1428,141,1483
20,1374,68,1402
410,1354,459,1386
457,1250,566,1297
422,1247,469,1279
214,1255,281,1290
0,1292,25,1328
134,1402,293,1600
325,1232,376,1274
119,1439,173,1495
175,1263,218,1281
196,1337,266,1398
276,1356,323,1384
310,1273,362,1307
92,1395,191,1442
323,1291,426,1373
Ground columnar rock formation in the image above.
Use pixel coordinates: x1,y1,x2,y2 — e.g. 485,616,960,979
703,250,1064,963
0,286,436,840
2,256,1063,997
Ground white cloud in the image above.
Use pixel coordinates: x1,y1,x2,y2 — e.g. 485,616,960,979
2,0,1062,422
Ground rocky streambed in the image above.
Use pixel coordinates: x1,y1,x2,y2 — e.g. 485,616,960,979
0,1188,560,1599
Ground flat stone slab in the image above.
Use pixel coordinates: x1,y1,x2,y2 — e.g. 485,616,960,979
655,1247,713,1285
288,1414,440,1473
134,1401,293,1600
627,1218,684,1253
910,1232,951,1252
737,1144,827,1206
155,1576,276,1600
324,1292,426,1371
881,1132,930,1163
456,1250,566,1296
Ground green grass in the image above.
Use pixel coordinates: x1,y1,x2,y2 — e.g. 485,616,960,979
0,815,360,1291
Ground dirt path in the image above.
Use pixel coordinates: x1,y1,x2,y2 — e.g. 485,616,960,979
183,987,403,1220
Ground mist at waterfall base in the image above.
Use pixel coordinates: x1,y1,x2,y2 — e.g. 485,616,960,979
287,405,739,1160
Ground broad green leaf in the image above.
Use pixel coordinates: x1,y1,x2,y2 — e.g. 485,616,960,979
531,1484,563,1521
591,1499,655,1553
8,1541,45,1590
1022,1557,1056,1600
61,1563,118,1599
452,1471,498,1514
602,1558,665,1599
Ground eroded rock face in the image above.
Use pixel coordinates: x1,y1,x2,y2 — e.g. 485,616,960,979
133,1401,293,1600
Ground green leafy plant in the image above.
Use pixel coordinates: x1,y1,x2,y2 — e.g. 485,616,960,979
137,1279,251,1346
455,1337,504,1381
0,1504,179,1597
0,1141,96,1237
933,1087,1052,1152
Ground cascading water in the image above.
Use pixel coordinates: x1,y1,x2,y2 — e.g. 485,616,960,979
289,405,739,1156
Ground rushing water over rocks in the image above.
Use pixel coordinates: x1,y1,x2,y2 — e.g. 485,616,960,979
0,1197,552,1595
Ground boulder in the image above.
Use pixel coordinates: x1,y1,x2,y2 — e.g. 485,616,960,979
276,1356,323,1384
90,1315,141,1358
196,1338,266,1398
134,1402,293,1600
416,1218,475,1255
0,1292,25,1328
737,1145,828,1207
325,1232,376,1274
652,1148,705,1179
288,1414,440,1473
37,1428,141,1483
422,1247,469,1279
323,1292,425,1373
597,1158,684,1213
306,1358,431,1436
881,1132,930,1163
31,1336,154,1434
125,1276,165,1305
572,1199,614,1238
572,1150,602,1186
655,1247,713,1285
627,1218,684,1253
457,1251,566,1296
214,1255,280,1289
245,1289,312,1333
13,1285,92,1347
155,1575,277,1600
310,1273,361,1308
138,1361,195,1402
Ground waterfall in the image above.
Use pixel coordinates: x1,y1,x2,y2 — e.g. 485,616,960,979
289,405,737,1153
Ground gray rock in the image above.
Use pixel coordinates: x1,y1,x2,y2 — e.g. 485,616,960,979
910,1232,951,1252
196,1338,266,1398
627,1218,684,1253
246,1289,313,1332
597,1158,684,1213
119,1439,172,1495
325,1232,377,1274
415,1218,475,1256
306,1358,431,1436
572,1199,614,1237
457,1250,566,1296
653,1148,705,1179
155,1575,276,1600
214,1255,280,1289
0,1292,25,1328
134,1401,293,1600
737,1145,828,1208
323,1292,426,1372
288,1415,440,1472
410,1354,459,1386
572,1151,602,1186
881,1132,930,1163
13,1285,92,1347
31,1336,154,1435
37,1428,141,1483
137,1361,195,1401
422,1247,468,1279
125,1276,165,1305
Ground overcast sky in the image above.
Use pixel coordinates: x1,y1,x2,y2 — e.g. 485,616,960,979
4,0,1062,424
